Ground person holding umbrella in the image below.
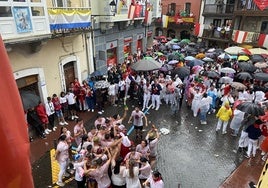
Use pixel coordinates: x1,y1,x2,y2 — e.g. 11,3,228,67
216,101,233,134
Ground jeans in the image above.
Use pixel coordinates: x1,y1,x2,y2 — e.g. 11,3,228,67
86,97,95,110
199,110,207,122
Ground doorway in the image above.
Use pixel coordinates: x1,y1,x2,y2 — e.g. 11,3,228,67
63,61,75,91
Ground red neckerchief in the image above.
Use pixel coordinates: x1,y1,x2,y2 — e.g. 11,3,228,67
153,177,161,182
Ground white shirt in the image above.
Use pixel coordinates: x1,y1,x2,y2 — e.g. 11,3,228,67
45,101,55,116
66,92,76,105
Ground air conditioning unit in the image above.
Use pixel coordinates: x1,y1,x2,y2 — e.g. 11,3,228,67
100,22,114,31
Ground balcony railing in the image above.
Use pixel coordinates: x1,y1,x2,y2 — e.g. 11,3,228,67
202,28,232,40
203,4,235,14
47,7,91,34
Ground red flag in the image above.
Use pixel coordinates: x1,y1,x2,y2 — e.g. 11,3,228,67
0,36,34,187
144,5,152,25
258,33,268,49
128,5,136,20
253,0,268,11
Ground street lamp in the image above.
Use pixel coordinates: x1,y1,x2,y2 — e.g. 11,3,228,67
90,0,117,72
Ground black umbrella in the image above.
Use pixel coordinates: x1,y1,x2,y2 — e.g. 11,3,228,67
206,71,220,78
238,62,257,72
20,91,40,110
236,102,265,116
254,72,268,82
171,67,190,79
251,54,265,63
236,72,253,80
168,54,179,61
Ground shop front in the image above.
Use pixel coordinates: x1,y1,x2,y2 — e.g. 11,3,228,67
136,33,143,52
124,36,132,58
106,40,118,67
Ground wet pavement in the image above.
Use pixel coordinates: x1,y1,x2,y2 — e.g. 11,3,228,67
31,100,264,188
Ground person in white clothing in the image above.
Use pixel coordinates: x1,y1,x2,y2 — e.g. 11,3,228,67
45,97,57,131
143,170,164,188
123,159,141,188
108,81,117,106
142,82,151,111
66,90,79,120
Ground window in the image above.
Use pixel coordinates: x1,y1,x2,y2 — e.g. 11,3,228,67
261,21,268,34
213,19,221,27
168,3,176,16
0,6,12,17
31,7,44,16
185,2,191,15
53,0,70,7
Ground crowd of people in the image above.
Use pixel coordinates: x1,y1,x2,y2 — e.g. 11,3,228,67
27,35,268,187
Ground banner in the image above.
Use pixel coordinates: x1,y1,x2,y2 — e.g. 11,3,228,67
253,0,268,11
258,34,268,49
194,23,204,37
232,30,248,44
0,35,34,187
162,15,169,28
48,9,91,31
128,5,136,20
144,5,152,25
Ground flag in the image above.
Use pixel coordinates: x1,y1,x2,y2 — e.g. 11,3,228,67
232,30,248,43
258,34,268,49
194,23,204,37
253,0,268,11
162,15,169,28
144,7,152,25
0,35,34,187
128,5,136,20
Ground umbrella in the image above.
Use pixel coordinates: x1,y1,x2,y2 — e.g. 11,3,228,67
186,59,204,67
170,38,179,43
159,64,173,72
144,56,154,60
254,62,268,69
159,45,166,51
90,70,103,77
181,39,191,44
168,54,179,61
249,48,268,55
219,76,233,83
168,60,179,65
236,102,265,116
230,82,247,90
207,48,215,53
236,72,253,80
218,53,232,60
188,42,196,46
202,57,214,62
238,62,257,72
238,55,250,62
195,53,205,59
220,67,236,74
206,71,220,78
171,66,190,79
172,44,180,50
251,54,265,63
184,56,196,61
254,72,268,82
224,46,244,54
94,80,110,89
20,91,40,110
131,59,162,71
155,52,164,56
192,65,203,73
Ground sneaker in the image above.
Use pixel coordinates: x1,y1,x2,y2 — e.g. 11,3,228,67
98,111,103,114
47,129,52,132
155,108,159,111
87,109,91,112
71,116,74,120
102,110,104,113
53,127,57,131
222,131,227,135
262,156,267,161
208,112,211,114
59,122,65,126
64,121,69,125
45,129,50,135
244,154,250,159
142,108,145,111
74,115,79,119
261,151,266,156
91,109,94,112
56,181,65,187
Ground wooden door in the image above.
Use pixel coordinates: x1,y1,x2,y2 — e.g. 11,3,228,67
63,61,75,91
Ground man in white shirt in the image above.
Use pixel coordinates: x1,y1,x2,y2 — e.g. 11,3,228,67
66,90,79,120
128,107,148,140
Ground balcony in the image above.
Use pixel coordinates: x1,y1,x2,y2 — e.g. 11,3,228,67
203,4,235,16
202,28,231,41
48,8,91,35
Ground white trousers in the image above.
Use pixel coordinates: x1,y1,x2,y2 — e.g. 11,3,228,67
247,138,258,157
58,160,68,182
143,93,151,109
238,130,249,148
152,94,160,109
216,119,228,133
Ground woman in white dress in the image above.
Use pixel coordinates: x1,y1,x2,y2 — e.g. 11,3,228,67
191,87,204,117
123,159,141,188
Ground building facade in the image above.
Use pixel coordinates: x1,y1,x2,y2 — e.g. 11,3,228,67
0,0,161,108
154,0,202,40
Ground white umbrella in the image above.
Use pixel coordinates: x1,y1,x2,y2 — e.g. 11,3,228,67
184,56,196,61
202,57,214,62
131,59,162,71
249,48,268,55
207,48,215,53
220,67,236,74
219,76,233,83
218,53,232,60
224,46,244,54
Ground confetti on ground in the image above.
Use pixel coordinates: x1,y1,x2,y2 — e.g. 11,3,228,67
198,129,203,132
214,154,219,157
